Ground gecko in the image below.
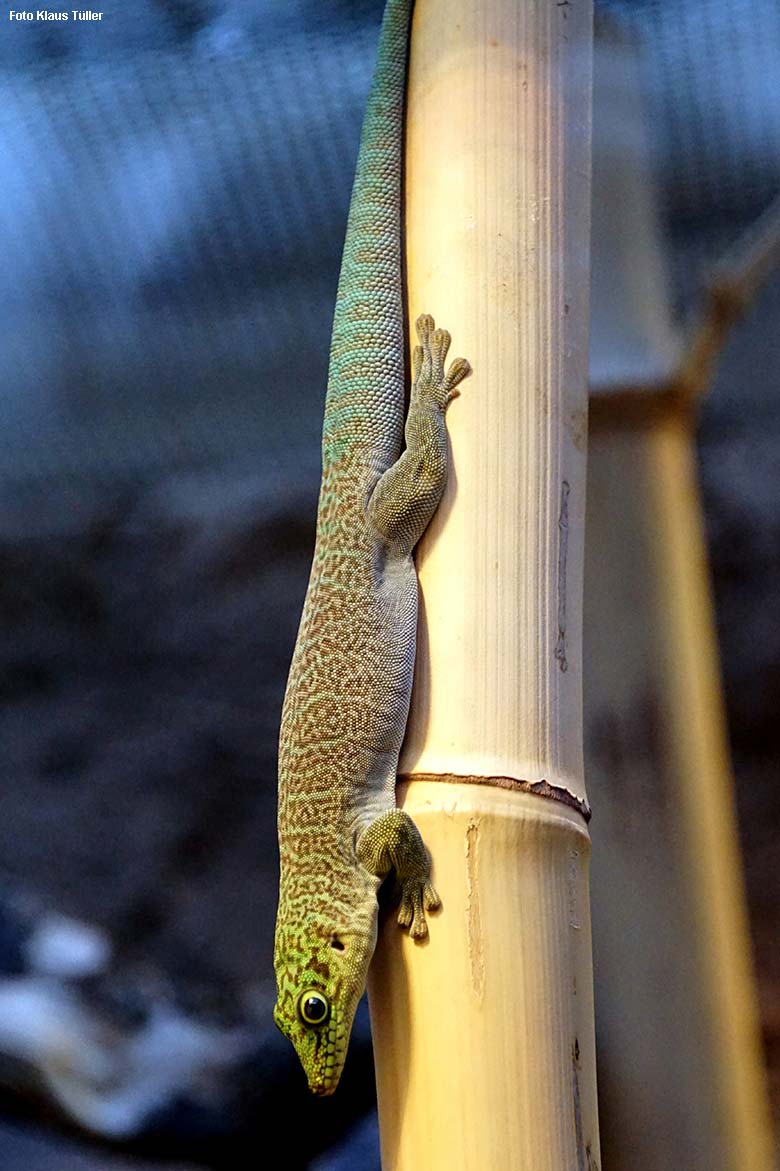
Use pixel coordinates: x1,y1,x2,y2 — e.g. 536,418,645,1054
272,0,470,1096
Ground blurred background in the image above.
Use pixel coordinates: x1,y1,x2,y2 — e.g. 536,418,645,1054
0,0,777,1167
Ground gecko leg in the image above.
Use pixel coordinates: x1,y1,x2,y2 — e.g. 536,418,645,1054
367,314,471,555
356,808,440,939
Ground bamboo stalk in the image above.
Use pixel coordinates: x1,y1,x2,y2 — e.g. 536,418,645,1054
588,15,683,395
652,414,775,1170
585,409,776,1171
371,785,597,1169
678,192,780,402
367,1,598,1166
583,21,776,1168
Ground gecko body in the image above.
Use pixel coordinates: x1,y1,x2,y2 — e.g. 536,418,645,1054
273,0,470,1095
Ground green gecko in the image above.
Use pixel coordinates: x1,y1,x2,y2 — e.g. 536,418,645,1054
273,0,470,1096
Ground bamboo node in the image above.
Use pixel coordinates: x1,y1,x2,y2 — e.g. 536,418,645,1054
399,772,592,821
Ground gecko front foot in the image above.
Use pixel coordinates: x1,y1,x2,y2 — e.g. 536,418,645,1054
356,808,440,940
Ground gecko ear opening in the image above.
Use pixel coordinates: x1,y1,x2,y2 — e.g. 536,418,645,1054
330,935,345,951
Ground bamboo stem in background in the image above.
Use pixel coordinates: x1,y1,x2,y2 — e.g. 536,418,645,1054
584,21,776,1169
653,414,776,1169
585,411,776,1171
679,192,780,402
368,1,598,1167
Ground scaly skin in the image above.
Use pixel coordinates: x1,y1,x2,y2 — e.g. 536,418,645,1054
273,0,470,1096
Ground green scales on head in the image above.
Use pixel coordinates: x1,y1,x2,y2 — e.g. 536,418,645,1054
272,0,471,1095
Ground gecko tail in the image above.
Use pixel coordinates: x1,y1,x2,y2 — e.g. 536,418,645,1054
322,0,415,470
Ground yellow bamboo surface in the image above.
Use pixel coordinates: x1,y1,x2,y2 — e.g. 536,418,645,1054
372,783,598,1171
368,0,598,1166
398,0,592,810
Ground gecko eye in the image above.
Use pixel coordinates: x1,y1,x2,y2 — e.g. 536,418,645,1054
297,990,330,1027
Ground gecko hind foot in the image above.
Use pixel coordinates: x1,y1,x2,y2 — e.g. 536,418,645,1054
364,313,471,552
413,313,471,409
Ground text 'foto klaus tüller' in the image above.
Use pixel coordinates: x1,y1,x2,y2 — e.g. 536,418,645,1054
9,10,104,20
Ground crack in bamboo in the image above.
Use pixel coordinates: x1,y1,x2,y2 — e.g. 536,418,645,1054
399,771,592,821
464,820,485,999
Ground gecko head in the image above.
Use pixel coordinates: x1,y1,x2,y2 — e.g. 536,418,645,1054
273,905,378,1096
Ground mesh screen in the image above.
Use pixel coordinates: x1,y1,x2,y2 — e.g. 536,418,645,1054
0,0,777,499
